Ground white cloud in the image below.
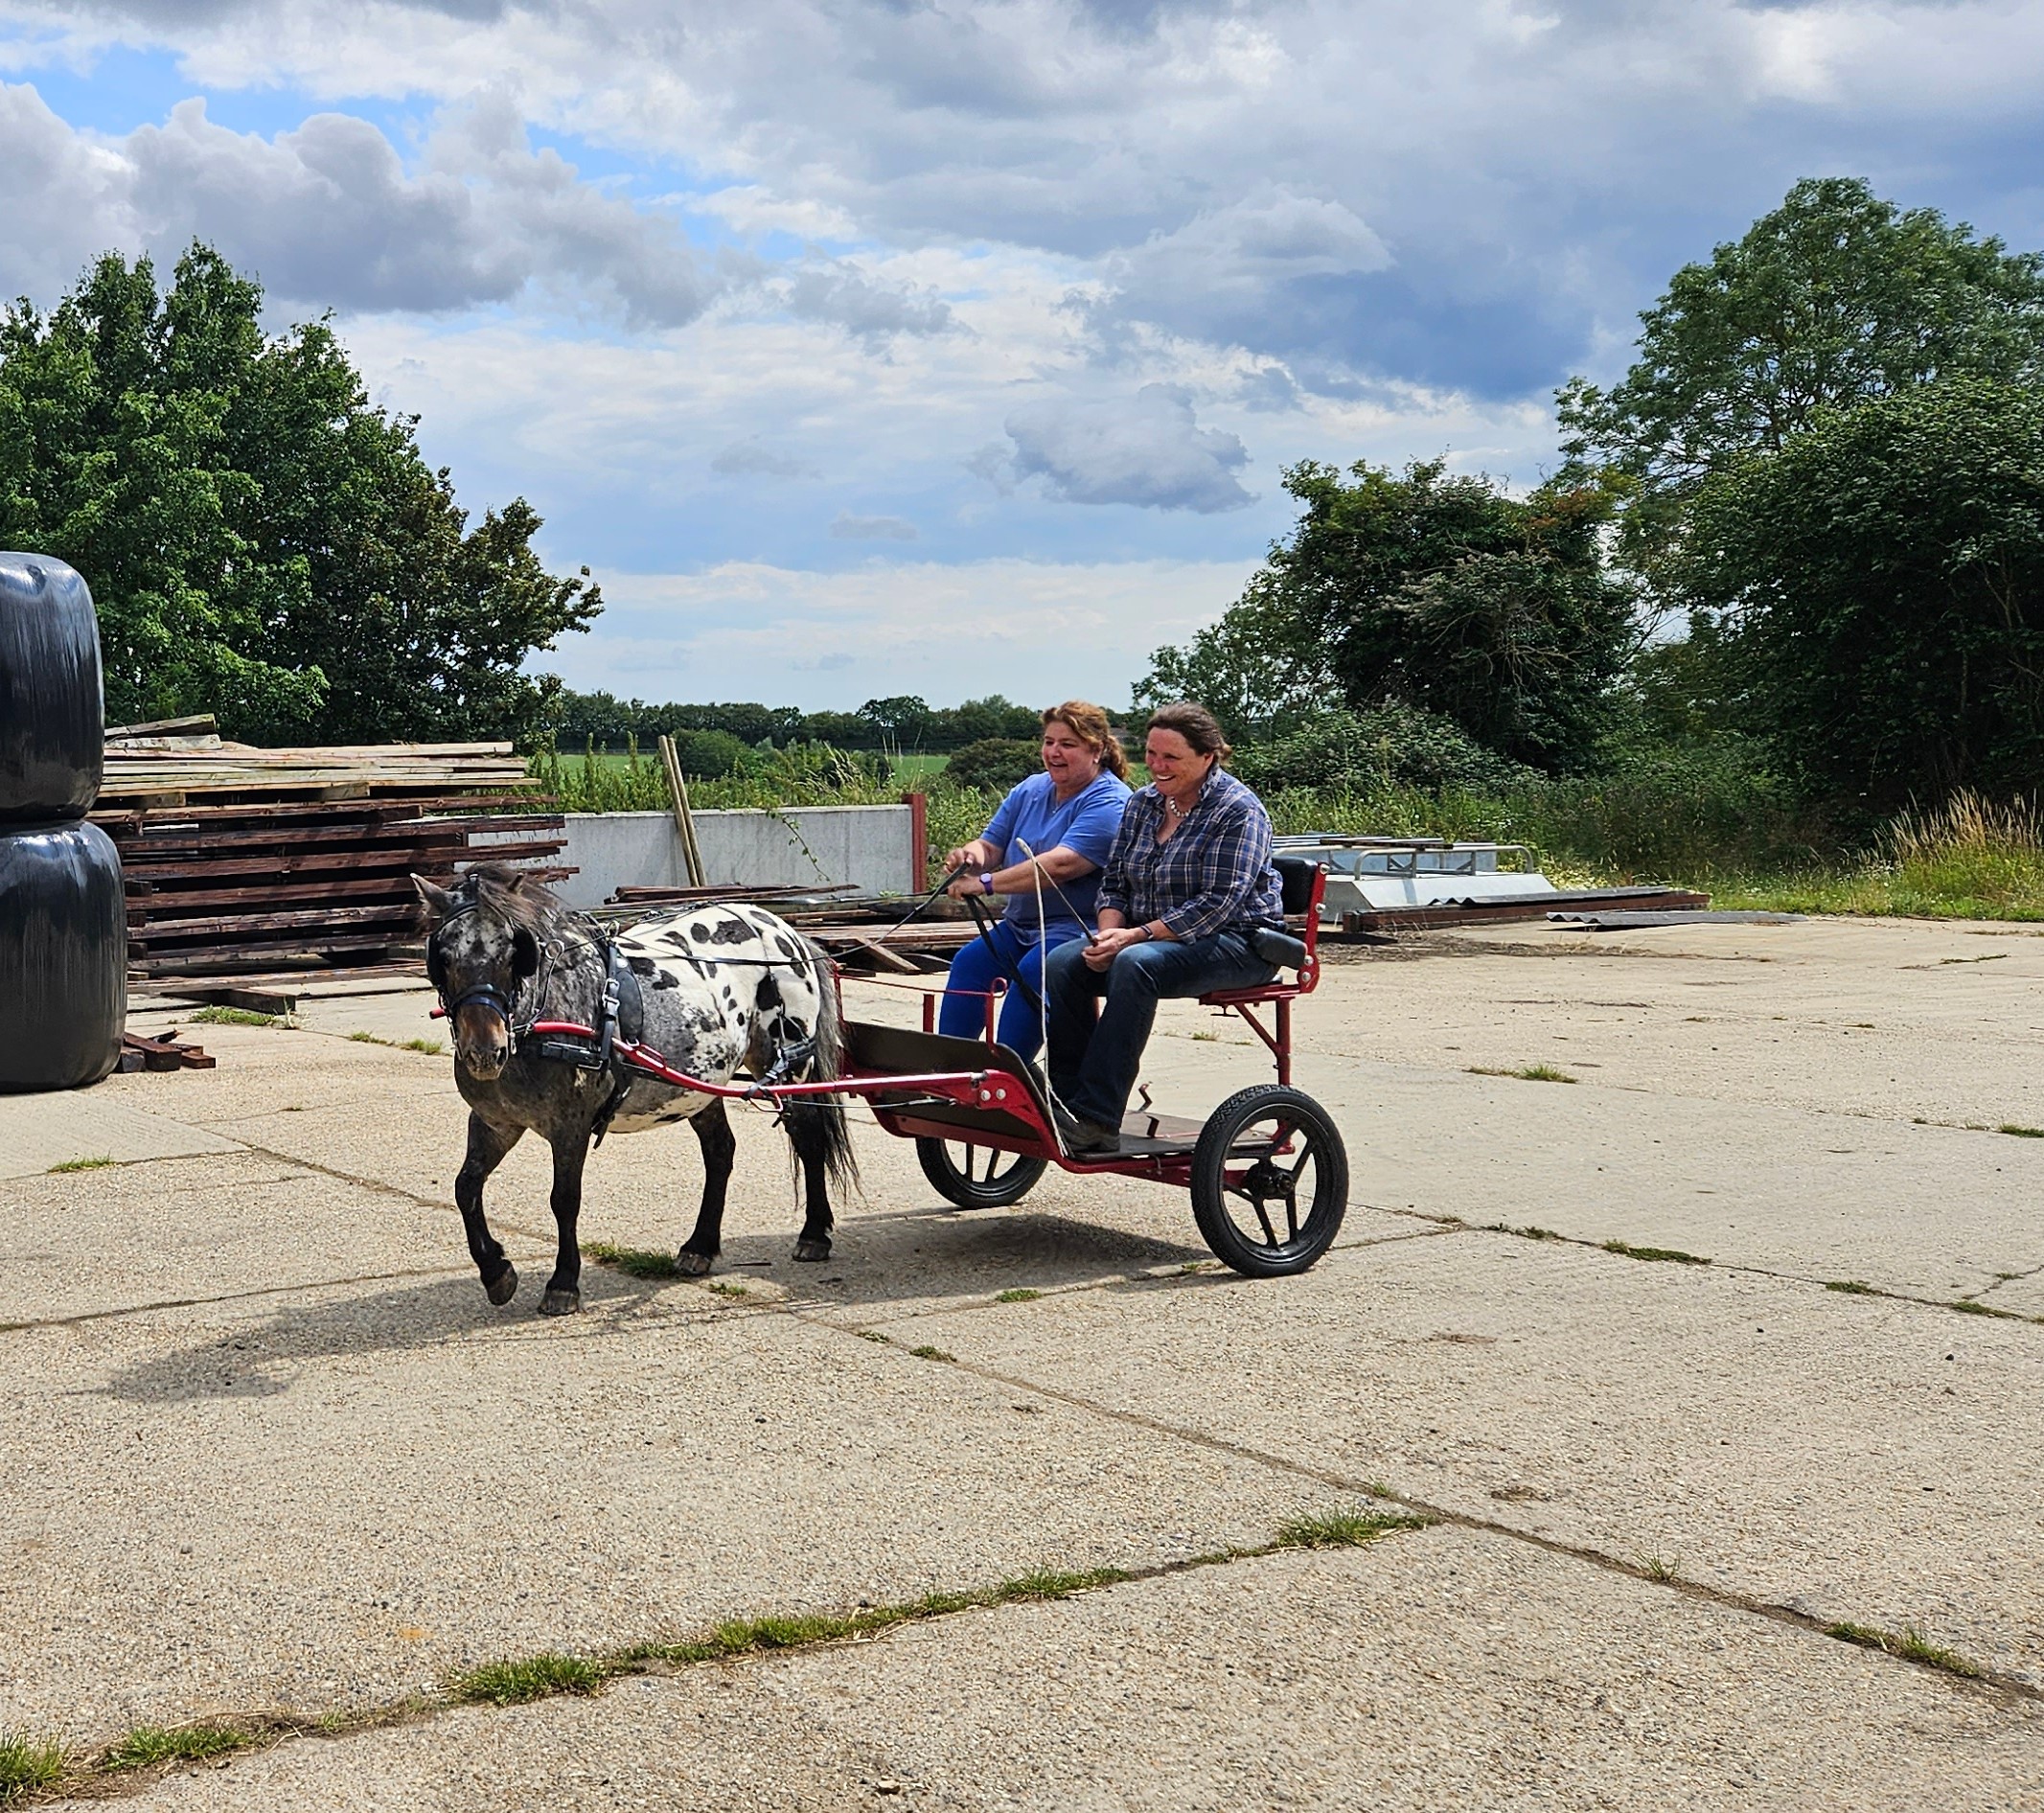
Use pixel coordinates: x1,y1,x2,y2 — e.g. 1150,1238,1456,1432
711,439,821,479
830,512,919,539
980,384,1253,513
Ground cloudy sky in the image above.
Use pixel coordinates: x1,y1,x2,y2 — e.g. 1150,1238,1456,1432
3,1,2040,710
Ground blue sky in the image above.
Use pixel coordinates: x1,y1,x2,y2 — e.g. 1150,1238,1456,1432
4,0,2042,710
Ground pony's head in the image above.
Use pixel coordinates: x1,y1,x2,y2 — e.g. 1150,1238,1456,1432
412,865,549,1080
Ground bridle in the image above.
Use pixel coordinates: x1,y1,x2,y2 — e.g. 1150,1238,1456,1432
427,879,544,1047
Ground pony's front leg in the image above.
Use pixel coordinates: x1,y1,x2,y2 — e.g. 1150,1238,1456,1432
676,1099,736,1276
540,1135,589,1316
456,1113,524,1306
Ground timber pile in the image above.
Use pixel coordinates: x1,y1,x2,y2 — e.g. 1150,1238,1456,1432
93,718,568,978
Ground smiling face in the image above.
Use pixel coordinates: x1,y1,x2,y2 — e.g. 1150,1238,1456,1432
1143,727,1212,799
1042,718,1103,792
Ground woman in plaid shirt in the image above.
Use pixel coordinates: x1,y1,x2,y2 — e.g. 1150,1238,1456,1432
1044,701,1282,1152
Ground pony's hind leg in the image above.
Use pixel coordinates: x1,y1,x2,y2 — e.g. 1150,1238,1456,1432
456,1113,524,1305
785,1101,839,1262
540,1135,589,1317
677,1099,736,1276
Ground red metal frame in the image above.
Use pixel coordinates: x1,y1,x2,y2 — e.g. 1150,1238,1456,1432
1194,863,1326,1088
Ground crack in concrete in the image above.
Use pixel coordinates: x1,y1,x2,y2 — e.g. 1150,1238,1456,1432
875,1335,2044,1708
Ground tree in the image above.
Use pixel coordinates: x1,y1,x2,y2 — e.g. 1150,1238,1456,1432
1143,459,1636,771
1133,569,1327,738
1559,177,2044,570
0,246,599,742
857,696,933,746
1677,376,2044,813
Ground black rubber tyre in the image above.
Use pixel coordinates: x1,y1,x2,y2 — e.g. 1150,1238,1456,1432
0,554,103,824
0,819,126,1090
1189,1084,1347,1277
916,1136,1048,1209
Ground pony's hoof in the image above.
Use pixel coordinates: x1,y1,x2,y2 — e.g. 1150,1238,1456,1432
540,1286,582,1317
676,1250,714,1277
792,1238,832,1263
483,1264,519,1306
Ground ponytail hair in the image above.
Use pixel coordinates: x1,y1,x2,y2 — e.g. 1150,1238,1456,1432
1043,700,1129,781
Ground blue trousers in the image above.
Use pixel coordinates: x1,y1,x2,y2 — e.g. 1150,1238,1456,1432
1045,931,1275,1127
938,919,1080,1058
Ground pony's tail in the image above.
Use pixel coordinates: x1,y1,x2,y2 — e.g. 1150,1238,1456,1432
803,938,861,1198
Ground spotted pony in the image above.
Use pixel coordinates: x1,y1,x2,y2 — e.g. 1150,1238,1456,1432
413,865,858,1316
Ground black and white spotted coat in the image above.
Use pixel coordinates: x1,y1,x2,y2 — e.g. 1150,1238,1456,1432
599,902,834,1134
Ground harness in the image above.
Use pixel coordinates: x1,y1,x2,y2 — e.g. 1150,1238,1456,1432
429,889,823,1144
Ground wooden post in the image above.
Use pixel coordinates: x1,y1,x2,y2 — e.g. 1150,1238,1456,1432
657,735,706,887
906,791,928,894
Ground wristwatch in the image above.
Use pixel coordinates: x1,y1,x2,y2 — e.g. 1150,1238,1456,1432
979,871,996,895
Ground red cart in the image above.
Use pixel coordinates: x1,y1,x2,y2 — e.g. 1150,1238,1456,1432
841,857,1347,1277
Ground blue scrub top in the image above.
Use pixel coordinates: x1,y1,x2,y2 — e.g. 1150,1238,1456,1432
979,769,1131,941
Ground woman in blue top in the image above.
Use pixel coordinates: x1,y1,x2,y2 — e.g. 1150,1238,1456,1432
937,700,1133,1056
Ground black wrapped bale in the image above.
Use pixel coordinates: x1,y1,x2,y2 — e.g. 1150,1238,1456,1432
0,552,103,824
0,820,126,1090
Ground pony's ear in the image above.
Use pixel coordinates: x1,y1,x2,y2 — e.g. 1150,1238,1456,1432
512,927,540,979
412,873,454,914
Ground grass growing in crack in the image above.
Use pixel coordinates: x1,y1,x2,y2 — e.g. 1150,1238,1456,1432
908,1344,955,1362
1603,1240,1710,1265
1997,1124,2044,1138
102,1722,251,1771
1466,1064,1577,1084
1487,1222,1562,1241
858,1330,890,1343
1822,1621,1984,1678
705,1280,749,1298
1826,1280,1877,1296
1950,1298,2023,1320
348,1032,445,1054
995,1288,1042,1303
1637,1554,1682,1583
187,1005,281,1027
632,1570,1132,1669
448,1653,608,1706
46,1155,116,1174
583,1241,680,1280
1274,1505,1432,1549
0,1732,64,1801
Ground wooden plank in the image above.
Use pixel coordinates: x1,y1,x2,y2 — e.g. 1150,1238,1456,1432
108,818,565,856
130,902,424,943
129,932,415,972
127,874,430,916
116,838,570,883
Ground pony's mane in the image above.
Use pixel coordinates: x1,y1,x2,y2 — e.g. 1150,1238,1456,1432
462,862,572,933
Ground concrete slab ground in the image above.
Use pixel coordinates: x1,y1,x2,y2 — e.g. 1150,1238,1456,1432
6,914,2043,1808
75,1530,2044,1812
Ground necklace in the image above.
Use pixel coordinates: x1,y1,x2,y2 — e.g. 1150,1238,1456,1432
1163,794,1187,817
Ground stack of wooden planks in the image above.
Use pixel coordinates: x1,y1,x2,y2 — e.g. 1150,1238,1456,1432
94,721,568,979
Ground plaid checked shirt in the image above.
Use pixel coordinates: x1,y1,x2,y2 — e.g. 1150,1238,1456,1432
1097,766,1283,942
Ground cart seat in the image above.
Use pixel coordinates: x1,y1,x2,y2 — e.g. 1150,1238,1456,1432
1200,857,1325,1005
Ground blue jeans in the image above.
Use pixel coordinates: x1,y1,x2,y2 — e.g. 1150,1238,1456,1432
1045,931,1276,1127
939,919,1082,1059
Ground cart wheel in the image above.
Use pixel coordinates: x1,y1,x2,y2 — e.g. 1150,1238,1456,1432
916,1136,1048,1209
1190,1085,1348,1277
